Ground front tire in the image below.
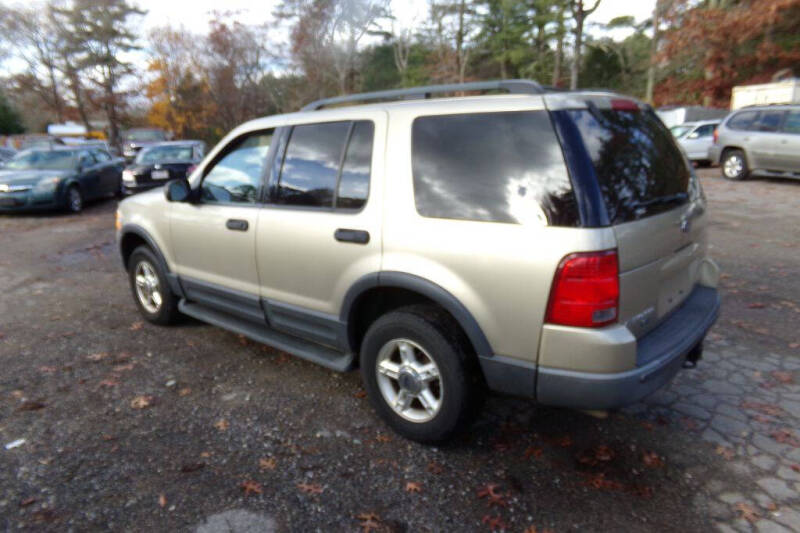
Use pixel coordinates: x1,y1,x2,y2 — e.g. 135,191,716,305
65,185,83,213
128,246,180,325
722,149,749,180
360,305,477,443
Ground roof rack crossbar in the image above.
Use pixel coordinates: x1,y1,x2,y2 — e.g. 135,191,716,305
301,79,546,111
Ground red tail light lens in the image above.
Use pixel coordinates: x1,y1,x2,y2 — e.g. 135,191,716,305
611,99,639,112
545,250,619,328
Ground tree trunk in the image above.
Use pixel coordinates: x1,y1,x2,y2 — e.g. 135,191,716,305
47,64,64,123
552,7,565,87
645,0,660,104
456,0,466,83
570,9,583,90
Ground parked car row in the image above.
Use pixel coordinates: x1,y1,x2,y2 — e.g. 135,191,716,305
670,104,800,181
0,137,205,213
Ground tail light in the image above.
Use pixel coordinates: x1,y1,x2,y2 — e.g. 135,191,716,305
545,250,619,328
713,128,719,144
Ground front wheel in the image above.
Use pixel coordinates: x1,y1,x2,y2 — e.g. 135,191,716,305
128,246,180,325
65,185,83,213
722,149,749,180
360,305,477,442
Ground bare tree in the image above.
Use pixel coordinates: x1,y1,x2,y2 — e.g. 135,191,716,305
569,0,601,90
426,0,478,83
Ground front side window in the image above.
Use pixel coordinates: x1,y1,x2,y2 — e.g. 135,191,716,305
201,132,272,204
412,110,578,226
693,124,716,137
276,120,374,209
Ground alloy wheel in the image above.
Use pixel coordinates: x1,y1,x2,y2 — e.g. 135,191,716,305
375,338,443,423
134,260,162,314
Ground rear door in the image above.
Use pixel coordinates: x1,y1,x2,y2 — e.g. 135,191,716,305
561,99,708,338
76,150,102,199
255,112,385,344
680,123,716,160
748,110,786,170
778,109,800,174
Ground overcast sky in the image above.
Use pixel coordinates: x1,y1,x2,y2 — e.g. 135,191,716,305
135,0,656,40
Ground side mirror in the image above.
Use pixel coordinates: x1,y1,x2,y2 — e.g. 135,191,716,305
164,178,192,202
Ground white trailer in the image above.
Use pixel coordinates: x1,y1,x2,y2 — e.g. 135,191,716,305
731,79,800,110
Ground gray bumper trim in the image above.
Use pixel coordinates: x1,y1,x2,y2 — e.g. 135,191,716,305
536,285,720,410
478,354,537,398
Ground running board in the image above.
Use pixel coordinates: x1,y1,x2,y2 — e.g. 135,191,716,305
178,300,355,372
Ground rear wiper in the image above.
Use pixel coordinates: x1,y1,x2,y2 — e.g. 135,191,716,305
631,192,688,209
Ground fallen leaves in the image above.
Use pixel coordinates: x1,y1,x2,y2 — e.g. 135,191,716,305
158,494,167,508
747,302,766,309
179,462,205,473
771,429,800,448
130,395,155,409
213,419,229,431
582,472,624,491
734,502,760,523
19,497,36,507
577,445,615,466
715,445,736,461
296,482,324,495
259,457,276,471
86,352,109,362
405,481,422,493
356,512,384,533
426,461,444,475
129,321,144,331
771,371,794,384
240,480,262,496
375,434,391,443
524,446,543,459
641,451,664,468
477,483,509,508
353,389,367,399
178,387,192,397
17,401,46,412
98,378,120,388
481,514,508,531
741,400,784,417
553,435,573,448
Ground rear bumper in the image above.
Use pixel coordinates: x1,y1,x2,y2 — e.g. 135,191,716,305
536,285,720,410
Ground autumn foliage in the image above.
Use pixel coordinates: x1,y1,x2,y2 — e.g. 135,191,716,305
656,0,800,107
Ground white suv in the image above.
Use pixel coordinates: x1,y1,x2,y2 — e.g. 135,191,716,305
116,80,720,442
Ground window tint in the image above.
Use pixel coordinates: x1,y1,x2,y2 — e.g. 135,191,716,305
694,124,716,137
412,111,578,226
783,110,800,134
201,132,272,204
727,111,759,131
567,107,690,224
79,151,95,166
337,121,373,209
92,149,111,162
753,110,784,132
277,121,350,207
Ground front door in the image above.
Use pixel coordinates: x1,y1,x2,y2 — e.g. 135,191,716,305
749,110,786,170
170,130,274,320
778,109,800,174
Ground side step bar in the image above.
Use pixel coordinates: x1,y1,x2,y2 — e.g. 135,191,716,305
178,300,355,372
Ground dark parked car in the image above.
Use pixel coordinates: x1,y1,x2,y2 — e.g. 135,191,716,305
121,128,169,161
122,141,205,194
0,147,123,213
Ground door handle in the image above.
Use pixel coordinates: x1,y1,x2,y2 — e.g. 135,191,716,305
226,219,249,231
334,228,370,244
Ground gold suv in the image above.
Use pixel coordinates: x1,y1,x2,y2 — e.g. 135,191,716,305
116,80,721,442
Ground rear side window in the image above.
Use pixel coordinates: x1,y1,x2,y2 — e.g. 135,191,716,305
411,111,579,226
276,120,374,209
753,110,785,132
567,107,690,224
727,111,759,131
692,124,716,137
783,110,800,134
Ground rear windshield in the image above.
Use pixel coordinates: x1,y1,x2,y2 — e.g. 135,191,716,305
567,106,690,224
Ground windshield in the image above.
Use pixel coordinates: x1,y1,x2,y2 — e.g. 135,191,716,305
125,130,166,142
4,150,76,170
136,145,193,164
670,125,693,138
567,105,690,224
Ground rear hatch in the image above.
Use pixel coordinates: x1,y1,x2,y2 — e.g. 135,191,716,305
558,95,708,341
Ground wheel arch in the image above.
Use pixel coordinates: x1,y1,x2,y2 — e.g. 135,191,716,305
340,272,494,361
119,224,184,297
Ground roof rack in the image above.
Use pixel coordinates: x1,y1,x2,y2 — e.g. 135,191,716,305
301,79,549,111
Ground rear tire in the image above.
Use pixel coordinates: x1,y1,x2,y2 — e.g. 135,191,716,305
128,246,180,325
721,149,749,180
360,305,478,443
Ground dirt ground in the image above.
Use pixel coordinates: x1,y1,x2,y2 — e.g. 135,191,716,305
0,168,798,532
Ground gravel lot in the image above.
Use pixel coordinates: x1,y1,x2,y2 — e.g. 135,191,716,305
1,168,798,532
